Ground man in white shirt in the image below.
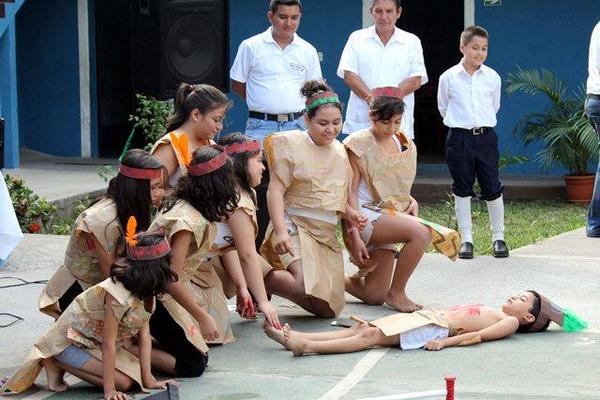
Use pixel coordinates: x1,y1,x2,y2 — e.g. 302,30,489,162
585,21,600,238
336,0,427,138
230,0,322,248
230,0,322,143
437,25,507,259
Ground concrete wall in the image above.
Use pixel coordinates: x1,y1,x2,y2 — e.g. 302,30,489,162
476,1,599,175
226,0,362,134
16,0,81,156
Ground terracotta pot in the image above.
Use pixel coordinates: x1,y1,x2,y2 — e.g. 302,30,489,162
564,174,595,203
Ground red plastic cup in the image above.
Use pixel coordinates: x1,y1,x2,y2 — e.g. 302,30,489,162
444,375,456,400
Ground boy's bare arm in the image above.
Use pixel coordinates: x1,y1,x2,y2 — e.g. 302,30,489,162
425,316,519,351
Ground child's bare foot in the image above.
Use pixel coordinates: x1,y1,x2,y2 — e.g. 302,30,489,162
42,358,68,392
263,320,286,348
385,293,422,313
283,324,307,356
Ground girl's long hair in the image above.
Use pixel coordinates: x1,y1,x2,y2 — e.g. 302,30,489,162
217,132,260,205
166,83,232,132
106,149,167,232
110,233,178,299
163,145,239,222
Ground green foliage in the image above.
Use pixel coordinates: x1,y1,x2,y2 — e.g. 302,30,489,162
5,174,94,235
128,94,172,151
5,174,56,233
506,67,599,175
96,165,118,183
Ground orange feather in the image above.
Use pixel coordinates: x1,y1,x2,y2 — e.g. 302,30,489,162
169,132,192,167
126,216,138,247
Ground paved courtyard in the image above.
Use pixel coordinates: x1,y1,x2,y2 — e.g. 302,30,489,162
1,228,599,400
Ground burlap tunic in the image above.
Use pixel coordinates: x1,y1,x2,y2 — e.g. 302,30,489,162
370,309,449,336
4,279,153,393
260,130,352,316
149,200,222,352
39,198,124,318
150,131,213,187
344,129,460,261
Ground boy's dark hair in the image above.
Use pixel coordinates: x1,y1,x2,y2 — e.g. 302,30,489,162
270,0,302,13
111,233,178,299
371,0,401,10
301,80,343,119
460,25,489,46
106,149,166,232
517,290,551,333
166,83,232,132
369,97,405,122
217,132,260,205
164,145,239,222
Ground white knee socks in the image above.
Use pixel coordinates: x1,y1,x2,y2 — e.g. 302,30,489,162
454,195,473,244
486,195,505,242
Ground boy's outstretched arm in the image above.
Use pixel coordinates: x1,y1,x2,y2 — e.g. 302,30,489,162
425,316,519,351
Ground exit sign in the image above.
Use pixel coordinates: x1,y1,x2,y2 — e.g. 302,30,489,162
484,0,502,5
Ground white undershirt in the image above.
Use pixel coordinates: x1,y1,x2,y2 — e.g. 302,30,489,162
587,21,600,95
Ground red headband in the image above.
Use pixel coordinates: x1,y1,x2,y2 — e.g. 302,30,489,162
119,165,162,180
225,140,261,155
372,86,404,99
127,238,171,261
187,146,228,176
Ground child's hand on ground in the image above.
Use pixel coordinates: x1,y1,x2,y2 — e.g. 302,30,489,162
424,340,445,351
105,390,129,400
198,314,220,341
236,287,256,319
405,197,419,217
274,230,294,256
143,376,179,390
259,301,282,330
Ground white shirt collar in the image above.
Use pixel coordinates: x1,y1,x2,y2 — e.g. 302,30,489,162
367,25,407,45
458,58,487,76
261,27,299,46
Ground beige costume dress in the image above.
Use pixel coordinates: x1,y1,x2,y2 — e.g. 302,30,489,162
149,200,228,350
208,189,274,299
151,131,213,187
38,198,124,318
260,130,352,316
4,279,153,393
343,129,460,262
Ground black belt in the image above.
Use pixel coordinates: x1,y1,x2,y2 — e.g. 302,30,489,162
248,110,304,122
588,94,600,100
452,127,493,136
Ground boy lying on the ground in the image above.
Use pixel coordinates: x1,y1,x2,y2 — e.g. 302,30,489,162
264,291,587,356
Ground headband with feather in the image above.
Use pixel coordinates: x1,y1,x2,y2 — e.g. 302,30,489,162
124,216,171,261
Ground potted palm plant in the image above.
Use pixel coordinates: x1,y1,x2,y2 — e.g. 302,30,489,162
506,68,599,202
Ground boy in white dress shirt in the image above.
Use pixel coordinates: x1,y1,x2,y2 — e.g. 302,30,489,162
437,25,508,260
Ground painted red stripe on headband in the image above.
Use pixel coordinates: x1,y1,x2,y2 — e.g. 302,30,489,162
225,140,260,155
118,165,162,180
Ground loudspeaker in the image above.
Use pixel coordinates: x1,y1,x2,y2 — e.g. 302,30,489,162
131,0,229,99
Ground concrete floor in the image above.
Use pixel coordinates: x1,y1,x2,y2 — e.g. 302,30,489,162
1,228,599,400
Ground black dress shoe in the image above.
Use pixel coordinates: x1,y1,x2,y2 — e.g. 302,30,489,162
458,242,474,259
492,240,509,258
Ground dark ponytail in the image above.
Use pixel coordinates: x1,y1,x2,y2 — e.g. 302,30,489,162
165,83,232,132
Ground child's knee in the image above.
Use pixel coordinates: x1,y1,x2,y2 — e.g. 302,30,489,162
175,353,209,377
115,375,134,392
361,293,386,306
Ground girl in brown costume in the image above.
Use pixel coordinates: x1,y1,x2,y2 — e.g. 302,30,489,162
38,149,166,318
343,88,459,313
3,230,178,400
260,80,365,318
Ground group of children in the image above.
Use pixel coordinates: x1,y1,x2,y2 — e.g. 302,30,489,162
1,25,586,399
